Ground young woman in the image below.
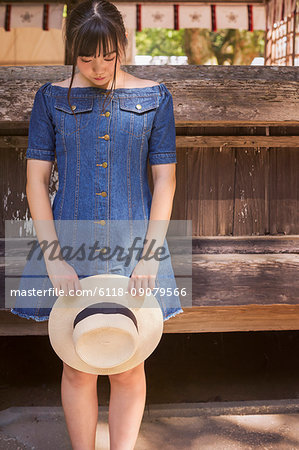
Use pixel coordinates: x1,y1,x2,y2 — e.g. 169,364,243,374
11,0,183,448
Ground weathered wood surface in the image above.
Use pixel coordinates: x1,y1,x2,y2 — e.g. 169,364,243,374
2,144,299,237
2,235,299,334
176,136,299,148
2,305,299,336
1,66,299,126
7,0,265,3
192,235,299,253
169,147,299,236
114,0,265,2
6,0,265,4
4,252,298,308
2,142,299,237
192,253,299,306
164,305,299,333
2,135,299,149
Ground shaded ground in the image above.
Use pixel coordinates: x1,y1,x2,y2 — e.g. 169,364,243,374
1,331,299,410
2,403,299,449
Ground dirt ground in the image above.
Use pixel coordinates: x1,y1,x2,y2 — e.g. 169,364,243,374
1,330,299,410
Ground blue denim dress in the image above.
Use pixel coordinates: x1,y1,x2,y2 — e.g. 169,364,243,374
10,81,183,322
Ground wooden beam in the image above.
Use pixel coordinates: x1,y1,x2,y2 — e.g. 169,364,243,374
2,136,299,149
191,235,299,253
190,253,299,307
0,66,298,127
2,305,299,335
176,136,299,148
0,310,48,336
163,305,299,333
6,0,265,3
3,246,299,335
112,0,266,3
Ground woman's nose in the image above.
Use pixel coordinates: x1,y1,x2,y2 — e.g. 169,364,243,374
92,59,105,73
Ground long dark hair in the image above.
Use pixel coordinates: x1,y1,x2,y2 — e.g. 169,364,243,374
63,0,128,114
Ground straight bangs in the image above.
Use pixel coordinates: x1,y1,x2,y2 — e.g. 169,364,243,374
73,19,119,61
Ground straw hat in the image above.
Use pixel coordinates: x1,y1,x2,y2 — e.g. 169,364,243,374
48,274,163,375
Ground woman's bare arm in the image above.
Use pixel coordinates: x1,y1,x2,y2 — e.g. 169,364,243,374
128,163,176,295
140,163,176,258
26,160,82,294
26,159,62,262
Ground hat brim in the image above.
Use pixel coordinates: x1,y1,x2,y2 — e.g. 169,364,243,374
48,274,163,375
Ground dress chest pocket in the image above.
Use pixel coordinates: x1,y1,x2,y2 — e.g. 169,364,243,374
119,96,159,138
54,97,94,136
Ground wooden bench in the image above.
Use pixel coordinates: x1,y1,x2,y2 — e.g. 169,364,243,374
1,65,299,334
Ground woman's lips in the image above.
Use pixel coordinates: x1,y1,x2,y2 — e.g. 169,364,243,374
94,76,105,80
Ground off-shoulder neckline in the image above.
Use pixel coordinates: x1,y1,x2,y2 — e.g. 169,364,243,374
48,82,166,93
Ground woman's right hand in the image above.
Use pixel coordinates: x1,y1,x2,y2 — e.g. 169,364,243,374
45,259,83,297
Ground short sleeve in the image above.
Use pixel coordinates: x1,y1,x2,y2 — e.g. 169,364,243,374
26,85,56,162
148,86,177,166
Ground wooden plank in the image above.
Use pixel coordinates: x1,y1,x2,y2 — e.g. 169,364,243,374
188,147,235,236
104,0,266,3
3,235,298,259
176,136,299,148
4,121,299,130
0,310,48,336
192,253,299,307
2,235,299,267
182,146,299,236
2,305,299,335
1,66,299,126
0,146,58,236
163,305,299,333
177,121,299,127
2,144,299,237
2,65,298,83
270,148,299,234
8,0,265,3
2,250,299,334
192,235,299,253
2,136,299,150
2,234,299,334
233,148,269,235
1,147,27,230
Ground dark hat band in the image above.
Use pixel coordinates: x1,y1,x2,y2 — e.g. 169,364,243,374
73,302,138,332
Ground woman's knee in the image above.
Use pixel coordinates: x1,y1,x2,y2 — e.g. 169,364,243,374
62,361,98,386
108,361,145,386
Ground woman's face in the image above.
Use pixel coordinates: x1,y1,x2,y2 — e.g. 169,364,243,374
76,42,122,89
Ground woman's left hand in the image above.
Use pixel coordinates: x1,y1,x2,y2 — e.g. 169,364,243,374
128,257,159,297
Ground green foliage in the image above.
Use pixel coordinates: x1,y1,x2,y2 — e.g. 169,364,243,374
135,28,265,65
136,28,185,56
209,29,265,65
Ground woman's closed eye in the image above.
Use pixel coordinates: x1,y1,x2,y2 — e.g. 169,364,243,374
80,55,116,63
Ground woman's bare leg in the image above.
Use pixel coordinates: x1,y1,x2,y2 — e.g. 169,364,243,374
61,362,99,450
108,361,146,450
